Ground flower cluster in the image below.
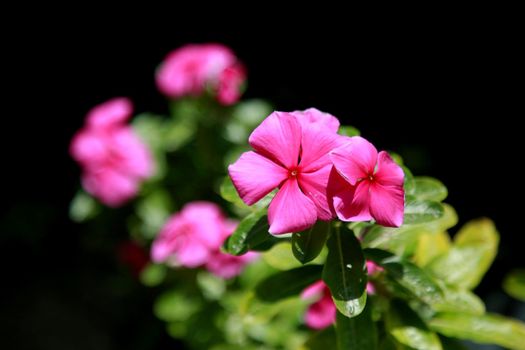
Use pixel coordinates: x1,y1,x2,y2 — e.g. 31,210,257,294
151,201,257,278
70,98,154,207
229,109,405,234
156,43,246,105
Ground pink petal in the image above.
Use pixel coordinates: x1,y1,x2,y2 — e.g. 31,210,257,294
86,98,133,130
248,111,302,169
181,202,226,249
301,280,327,300
69,130,108,168
369,182,405,227
82,169,138,207
293,108,340,133
268,177,317,234
333,181,373,222
300,126,345,173
304,294,337,329
206,251,258,279
366,282,376,294
229,151,288,205
111,127,154,179
330,136,378,185
299,165,335,221
375,151,405,187
216,63,246,105
176,240,212,267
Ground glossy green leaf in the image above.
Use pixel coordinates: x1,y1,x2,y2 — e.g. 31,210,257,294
302,327,336,350
413,177,448,202
429,312,525,350
338,125,361,137
336,302,377,350
364,249,443,305
225,208,273,255
139,263,167,287
292,221,330,264
404,200,444,225
255,265,323,302
154,290,201,322
69,191,100,222
322,224,368,318
386,300,443,350
503,269,525,301
427,219,499,289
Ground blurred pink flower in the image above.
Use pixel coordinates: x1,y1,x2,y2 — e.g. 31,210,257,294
156,43,245,105
152,202,257,278
70,98,154,207
228,109,343,234
301,281,336,330
330,136,405,227
366,261,383,294
151,202,226,267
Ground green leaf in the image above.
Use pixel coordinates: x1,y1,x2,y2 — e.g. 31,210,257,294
139,263,167,287
220,176,247,209
135,188,174,239
429,312,525,350
292,221,330,264
427,219,499,289
69,191,100,222
225,208,274,255
323,224,368,318
404,200,444,225
336,302,377,350
432,287,485,315
154,290,201,322
503,269,525,301
364,249,443,305
255,265,323,302
262,242,302,270
338,125,361,137
413,231,451,267
302,327,336,350
197,271,226,300
402,166,416,195
413,177,448,202
386,300,443,350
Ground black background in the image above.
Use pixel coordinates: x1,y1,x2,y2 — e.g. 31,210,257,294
2,21,523,349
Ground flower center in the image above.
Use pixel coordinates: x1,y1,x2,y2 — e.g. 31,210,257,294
368,174,374,182
289,167,300,178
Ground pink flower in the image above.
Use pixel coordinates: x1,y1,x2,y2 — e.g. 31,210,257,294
366,261,383,294
330,136,405,227
151,202,226,267
206,251,258,279
151,202,258,278
70,98,154,207
228,109,343,234
301,281,337,329
156,43,245,105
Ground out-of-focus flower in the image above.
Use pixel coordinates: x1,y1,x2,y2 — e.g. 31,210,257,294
228,109,343,234
366,260,383,294
70,98,154,207
151,201,257,278
301,281,336,330
156,44,246,105
330,136,405,227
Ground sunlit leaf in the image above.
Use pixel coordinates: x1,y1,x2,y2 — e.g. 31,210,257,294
413,177,448,202
503,269,525,301
386,300,443,350
414,231,451,267
154,290,201,322
427,219,499,289
338,125,361,137
429,312,525,350
323,224,368,318
404,200,444,225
